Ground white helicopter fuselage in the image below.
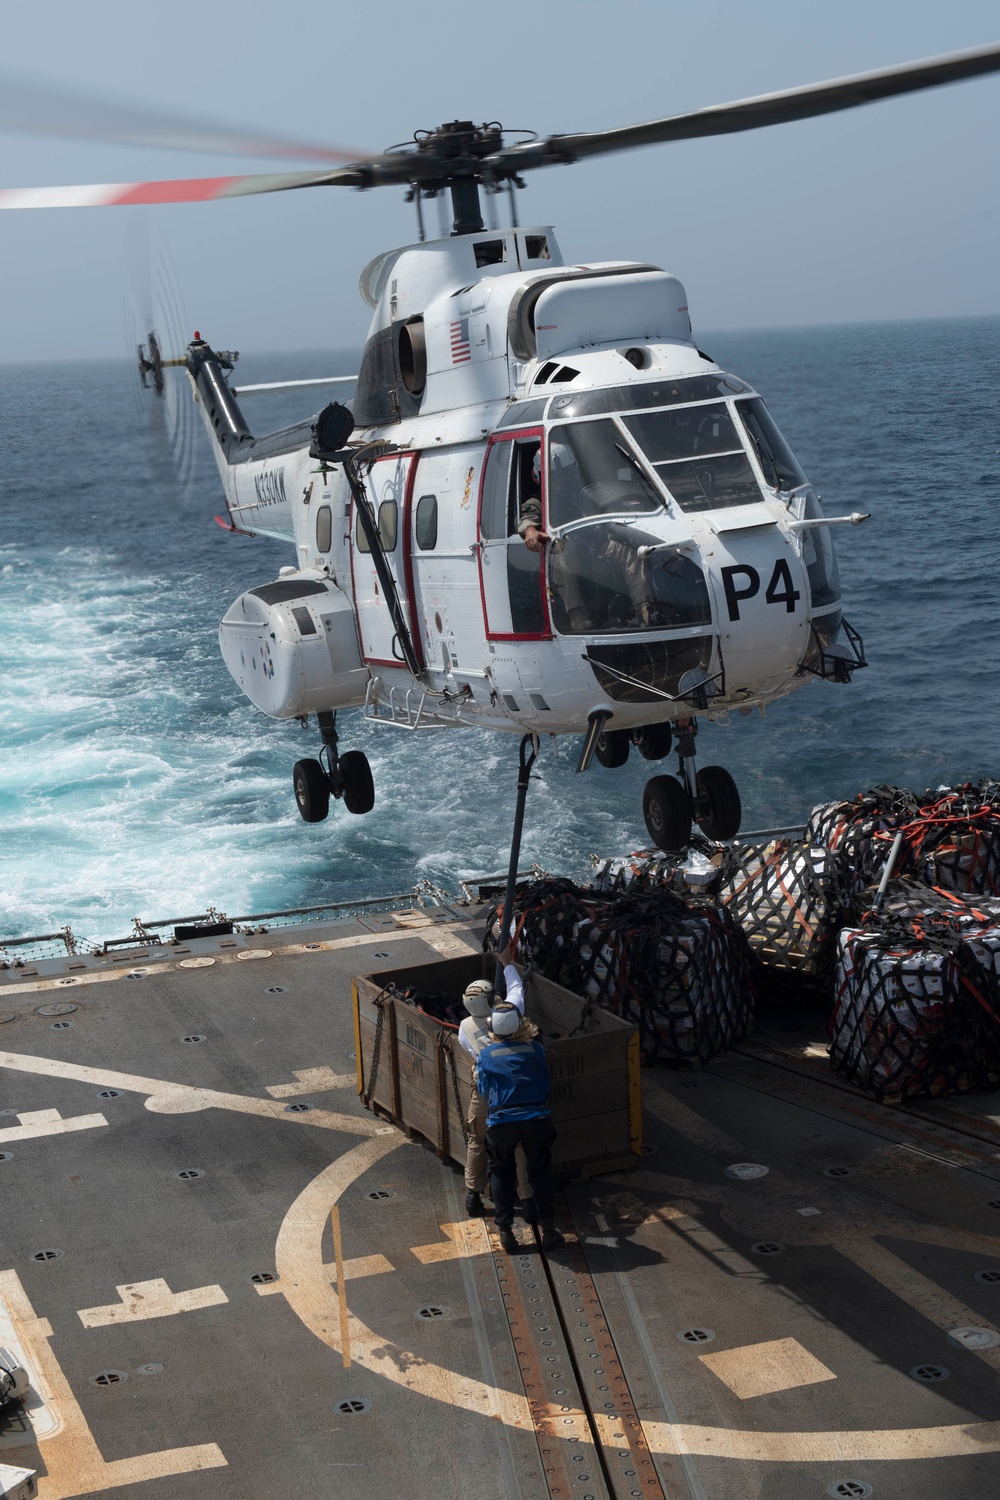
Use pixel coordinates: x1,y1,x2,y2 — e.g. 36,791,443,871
202,225,852,740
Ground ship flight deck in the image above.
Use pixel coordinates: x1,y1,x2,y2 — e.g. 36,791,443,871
1,904,1000,1500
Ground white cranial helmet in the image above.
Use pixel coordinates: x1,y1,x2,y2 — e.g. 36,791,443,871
463,978,494,1018
490,1002,521,1037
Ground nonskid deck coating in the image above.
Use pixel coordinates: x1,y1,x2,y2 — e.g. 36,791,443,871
1,910,999,1498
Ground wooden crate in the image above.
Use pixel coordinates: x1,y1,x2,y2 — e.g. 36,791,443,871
352,952,641,1178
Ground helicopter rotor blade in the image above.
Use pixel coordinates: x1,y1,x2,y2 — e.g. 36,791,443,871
491,41,1000,169
0,166,363,211
0,70,369,164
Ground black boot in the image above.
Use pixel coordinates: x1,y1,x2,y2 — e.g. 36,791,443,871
465,1190,483,1217
498,1226,519,1254
540,1220,564,1251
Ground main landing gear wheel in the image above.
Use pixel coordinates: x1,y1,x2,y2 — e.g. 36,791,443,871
694,765,742,840
594,728,630,768
633,723,672,761
293,759,330,823
642,776,692,851
341,750,375,815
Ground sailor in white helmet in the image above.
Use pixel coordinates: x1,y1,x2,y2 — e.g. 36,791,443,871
457,946,534,1221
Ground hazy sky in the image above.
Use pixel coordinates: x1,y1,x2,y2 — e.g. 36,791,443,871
1,0,997,361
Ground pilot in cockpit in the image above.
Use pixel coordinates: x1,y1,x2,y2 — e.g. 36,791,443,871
516,439,658,633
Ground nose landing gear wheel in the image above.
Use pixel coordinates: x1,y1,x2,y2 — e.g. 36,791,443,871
633,723,672,761
340,750,375,815
642,775,692,851
694,764,741,840
595,729,630,769
293,759,330,823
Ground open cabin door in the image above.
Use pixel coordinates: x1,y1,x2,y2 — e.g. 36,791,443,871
477,429,551,641
351,451,422,668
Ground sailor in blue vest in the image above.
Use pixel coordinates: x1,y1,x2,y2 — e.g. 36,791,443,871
477,981,565,1254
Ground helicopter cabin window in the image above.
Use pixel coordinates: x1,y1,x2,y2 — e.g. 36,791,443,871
523,235,550,261
734,398,807,492
378,500,398,552
354,506,372,553
315,504,333,553
547,419,663,529
622,404,761,513
415,494,438,551
474,239,506,268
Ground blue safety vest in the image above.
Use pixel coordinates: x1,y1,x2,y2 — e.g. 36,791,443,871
476,1037,552,1127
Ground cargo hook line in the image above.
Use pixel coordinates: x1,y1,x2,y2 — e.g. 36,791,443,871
497,734,540,991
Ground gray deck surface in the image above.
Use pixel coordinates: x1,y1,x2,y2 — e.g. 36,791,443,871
1,909,1000,1500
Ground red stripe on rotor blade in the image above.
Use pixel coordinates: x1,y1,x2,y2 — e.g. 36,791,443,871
115,176,241,205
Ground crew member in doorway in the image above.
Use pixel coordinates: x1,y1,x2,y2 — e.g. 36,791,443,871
458,951,535,1222
516,440,658,632
477,962,565,1255
517,448,548,554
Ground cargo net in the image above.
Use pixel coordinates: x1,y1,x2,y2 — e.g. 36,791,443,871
830,881,1000,1102
718,839,852,989
807,781,1000,900
376,982,464,1030
486,878,755,1066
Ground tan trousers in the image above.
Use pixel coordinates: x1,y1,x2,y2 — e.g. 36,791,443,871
465,1091,532,1203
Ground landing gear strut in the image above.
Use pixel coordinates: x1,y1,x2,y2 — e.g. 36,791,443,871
641,717,741,850
292,711,375,822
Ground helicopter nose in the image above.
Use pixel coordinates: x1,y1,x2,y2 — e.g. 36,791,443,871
705,525,810,691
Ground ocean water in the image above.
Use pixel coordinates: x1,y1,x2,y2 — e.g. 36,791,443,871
1,317,998,942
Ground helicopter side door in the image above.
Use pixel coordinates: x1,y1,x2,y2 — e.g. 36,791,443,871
351,451,421,668
477,429,551,641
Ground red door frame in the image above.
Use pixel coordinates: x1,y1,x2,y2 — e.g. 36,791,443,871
476,426,552,642
349,449,425,671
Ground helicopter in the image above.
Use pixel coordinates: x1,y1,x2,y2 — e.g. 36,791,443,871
5,43,999,850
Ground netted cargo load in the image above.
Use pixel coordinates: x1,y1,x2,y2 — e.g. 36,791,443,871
830,883,1000,1102
807,782,1000,900
591,844,722,897
718,839,851,988
486,878,755,1066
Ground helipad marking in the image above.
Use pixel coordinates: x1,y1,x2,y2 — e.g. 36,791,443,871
253,1254,393,1295
0,1109,107,1144
0,1051,375,1137
0,1269,226,1498
835,1236,1000,1373
77,1279,228,1329
271,1139,1000,1465
265,1067,355,1098
410,1223,482,1264
698,1337,836,1400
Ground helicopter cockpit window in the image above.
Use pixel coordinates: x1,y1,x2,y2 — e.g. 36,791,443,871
378,499,398,552
548,374,751,421
801,494,841,607
547,419,663,529
315,504,332,553
622,404,761,513
734,398,807,492
354,507,372,553
548,522,712,636
415,494,438,551
480,441,513,540
495,398,549,429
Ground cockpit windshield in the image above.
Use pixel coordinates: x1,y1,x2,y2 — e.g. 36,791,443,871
621,403,761,513
547,419,664,528
734,398,807,492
